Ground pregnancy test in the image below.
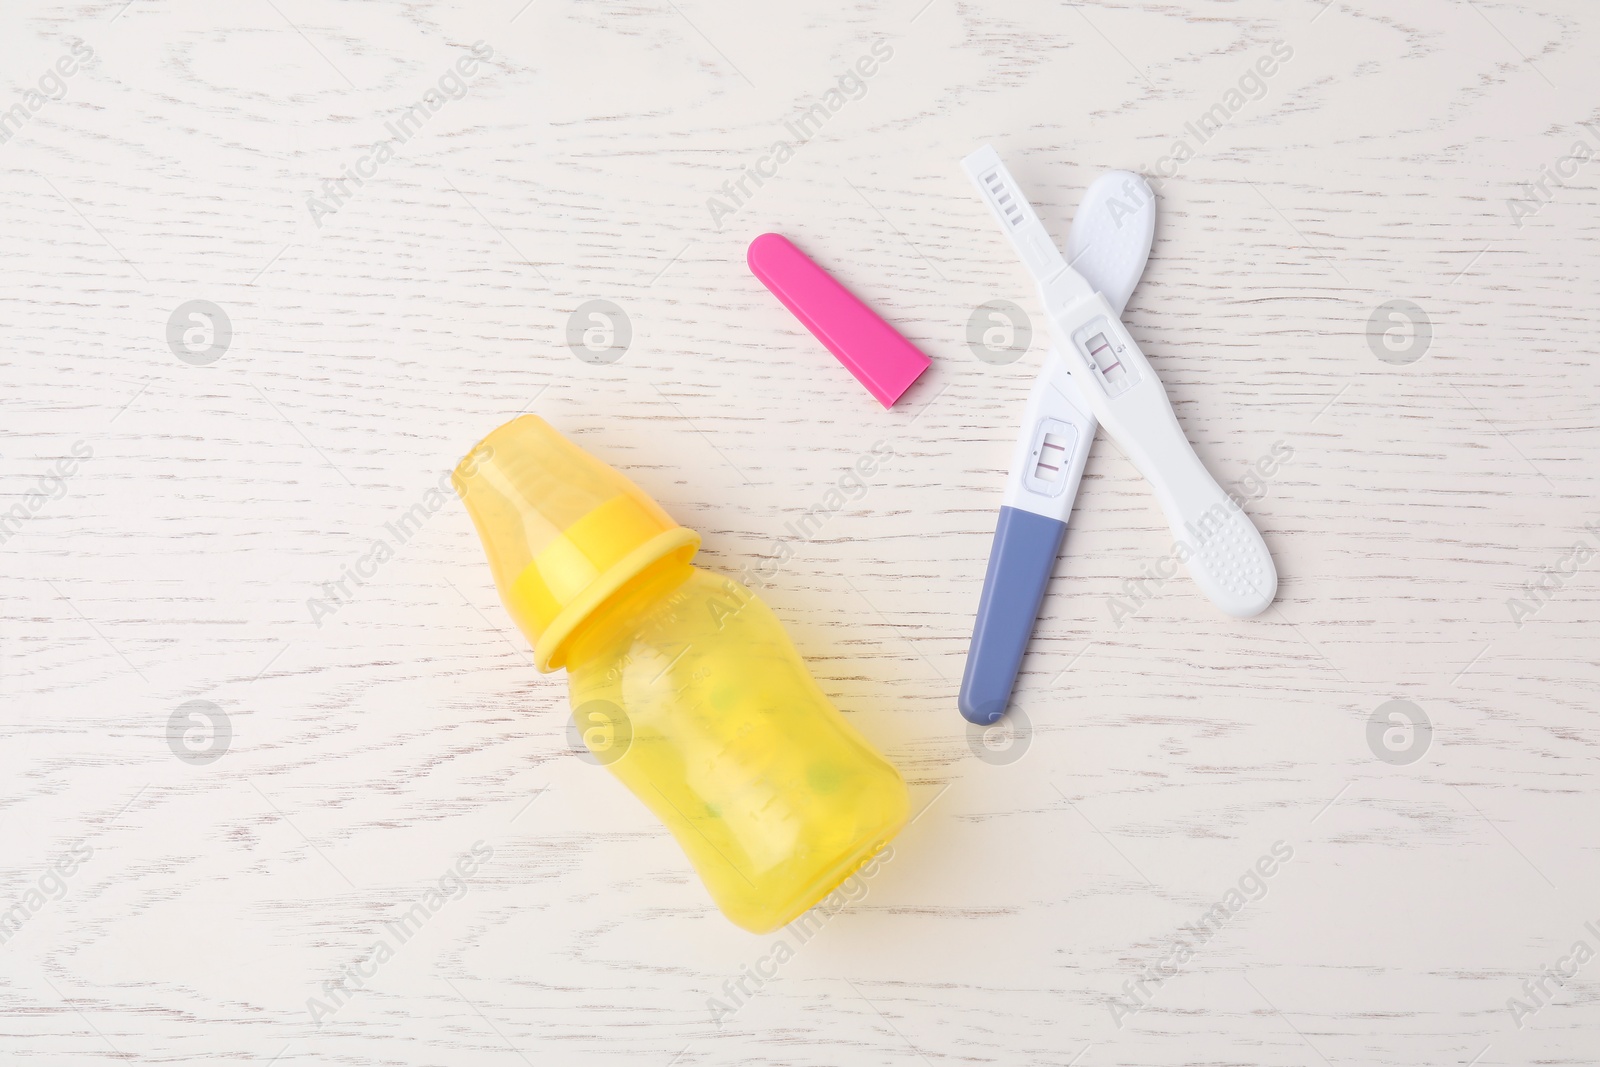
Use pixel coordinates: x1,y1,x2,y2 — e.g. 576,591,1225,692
960,146,1277,721
958,163,1155,724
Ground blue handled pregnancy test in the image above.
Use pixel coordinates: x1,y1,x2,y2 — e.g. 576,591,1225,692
958,156,1157,724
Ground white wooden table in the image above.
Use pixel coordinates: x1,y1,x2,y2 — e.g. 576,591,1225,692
4,0,1599,1063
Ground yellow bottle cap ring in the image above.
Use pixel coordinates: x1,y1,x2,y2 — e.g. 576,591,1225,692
517,519,700,671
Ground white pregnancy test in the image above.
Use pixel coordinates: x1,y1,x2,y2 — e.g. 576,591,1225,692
963,146,1277,627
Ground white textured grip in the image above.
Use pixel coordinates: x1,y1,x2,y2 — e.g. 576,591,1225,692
1182,497,1276,618
1141,426,1277,618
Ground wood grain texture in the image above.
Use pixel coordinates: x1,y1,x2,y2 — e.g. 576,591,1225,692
3,0,1599,1063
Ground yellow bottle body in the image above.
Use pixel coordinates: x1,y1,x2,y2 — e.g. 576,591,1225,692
565,561,909,933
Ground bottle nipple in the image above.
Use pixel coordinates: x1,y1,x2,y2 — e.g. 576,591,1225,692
452,416,700,671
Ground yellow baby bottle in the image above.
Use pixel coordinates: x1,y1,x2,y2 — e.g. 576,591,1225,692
452,415,909,933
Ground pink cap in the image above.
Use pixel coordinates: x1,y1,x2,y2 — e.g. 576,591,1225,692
747,233,931,408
